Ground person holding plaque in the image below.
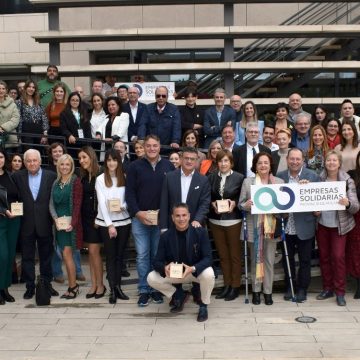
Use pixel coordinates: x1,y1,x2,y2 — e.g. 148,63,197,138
0,150,21,304
208,149,244,301
239,152,284,305
49,154,83,299
316,150,359,306
148,203,214,322
95,149,131,304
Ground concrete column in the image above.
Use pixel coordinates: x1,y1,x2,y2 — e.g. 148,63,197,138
224,3,234,96
48,8,60,65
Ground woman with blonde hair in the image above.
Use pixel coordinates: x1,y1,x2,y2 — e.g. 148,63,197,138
49,154,83,299
305,125,329,175
199,139,223,176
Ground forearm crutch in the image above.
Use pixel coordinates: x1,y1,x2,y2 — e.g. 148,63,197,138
243,213,249,304
281,216,295,302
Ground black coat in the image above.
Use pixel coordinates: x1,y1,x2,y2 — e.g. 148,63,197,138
60,108,92,142
12,169,56,238
207,170,244,220
153,226,212,277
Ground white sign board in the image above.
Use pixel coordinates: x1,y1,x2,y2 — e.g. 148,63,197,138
250,181,346,214
115,82,175,101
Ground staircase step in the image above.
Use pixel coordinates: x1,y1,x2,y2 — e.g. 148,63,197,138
271,76,294,84
256,87,278,94
305,55,326,61
320,44,342,51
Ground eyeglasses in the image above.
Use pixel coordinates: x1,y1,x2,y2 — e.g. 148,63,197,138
156,94,167,98
182,157,197,162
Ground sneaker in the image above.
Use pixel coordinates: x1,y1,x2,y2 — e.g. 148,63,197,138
316,290,334,300
138,293,150,307
336,295,346,306
197,306,208,322
151,291,164,304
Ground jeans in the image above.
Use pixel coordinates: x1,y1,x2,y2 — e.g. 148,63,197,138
131,217,160,294
52,244,83,278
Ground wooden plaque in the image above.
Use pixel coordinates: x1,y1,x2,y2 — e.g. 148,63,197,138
57,216,71,230
216,199,230,213
147,210,159,225
108,198,121,212
169,263,183,279
11,202,23,216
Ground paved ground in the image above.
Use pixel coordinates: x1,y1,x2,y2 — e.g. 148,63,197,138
1,265,360,360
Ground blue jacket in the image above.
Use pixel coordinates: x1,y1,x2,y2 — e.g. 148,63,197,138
146,102,181,145
203,106,236,147
122,101,149,140
153,226,213,277
125,157,175,217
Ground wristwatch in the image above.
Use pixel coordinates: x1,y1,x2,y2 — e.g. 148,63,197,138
191,266,196,273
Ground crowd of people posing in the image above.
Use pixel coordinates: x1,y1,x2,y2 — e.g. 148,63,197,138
1,68,360,321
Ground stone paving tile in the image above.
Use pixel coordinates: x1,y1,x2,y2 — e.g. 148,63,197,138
205,335,316,343
87,349,204,359
0,350,88,359
204,350,323,359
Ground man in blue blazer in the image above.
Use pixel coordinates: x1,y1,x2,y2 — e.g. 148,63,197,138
203,88,236,148
277,147,320,303
122,86,148,143
148,203,214,322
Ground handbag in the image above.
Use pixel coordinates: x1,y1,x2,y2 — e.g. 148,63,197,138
0,185,8,216
35,277,51,306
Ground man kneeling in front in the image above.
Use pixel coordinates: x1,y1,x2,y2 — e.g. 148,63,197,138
147,203,215,322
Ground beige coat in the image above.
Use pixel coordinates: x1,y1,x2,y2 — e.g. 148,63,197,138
0,96,20,148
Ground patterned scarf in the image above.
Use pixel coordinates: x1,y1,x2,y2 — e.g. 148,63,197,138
253,174,276,284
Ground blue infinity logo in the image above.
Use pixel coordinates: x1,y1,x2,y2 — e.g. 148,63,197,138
253,186,295,211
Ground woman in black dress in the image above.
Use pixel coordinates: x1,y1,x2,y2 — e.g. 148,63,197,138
78,146,106,299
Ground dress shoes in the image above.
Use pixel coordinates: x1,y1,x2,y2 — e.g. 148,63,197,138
121,270,131,278
94,286,107,299
225,287,240,301
197,306,208,322
109,288,117,304
1,289,15,302
170,292,189,313
47,283,59,297
252,292,261,305
264,293,273,305
296,289,307,303
23,288,35,300
283,288,294,301
354,279,360,299
336,295,346,306
0,294,5,305
114,286,129,300
215,286,231,299
86,290,96,299
316,290,334,300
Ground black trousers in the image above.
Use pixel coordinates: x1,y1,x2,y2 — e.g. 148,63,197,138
21,231,53,290
281,234,313,292
99,224,130,288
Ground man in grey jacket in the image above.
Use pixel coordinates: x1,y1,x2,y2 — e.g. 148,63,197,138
277,147,320,303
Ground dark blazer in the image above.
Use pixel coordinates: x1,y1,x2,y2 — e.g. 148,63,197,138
122,101,148,140
277,167,320,240
203,106,236,148
160,168,211,229
60,108,92,142
232,144,271,177
207,170,244,221
12,168,57,238
153,226,212,277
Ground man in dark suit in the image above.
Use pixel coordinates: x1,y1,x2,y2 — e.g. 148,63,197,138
12,149,58,299
122,86,148,143
203,88,236,148
221,125,240,153
148,203,214,322
277,147,320,303
160,147,211,231
232,122,271,177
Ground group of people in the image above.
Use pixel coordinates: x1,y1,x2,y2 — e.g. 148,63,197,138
1,66,360,322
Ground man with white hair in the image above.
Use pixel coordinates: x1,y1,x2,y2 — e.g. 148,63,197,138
288,93,310,123
291,112,311,152
12,149,58,300
232,122,271,177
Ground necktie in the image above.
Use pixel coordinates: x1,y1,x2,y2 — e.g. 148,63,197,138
252,147,256,157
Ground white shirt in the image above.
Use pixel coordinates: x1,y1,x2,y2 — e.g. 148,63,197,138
130,102,138,123
90,109,107,138
269,143,279,152
246,143,259,178
181,169,194,203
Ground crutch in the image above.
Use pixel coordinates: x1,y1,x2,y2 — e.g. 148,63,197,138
243,212,250,304
281,216,296,302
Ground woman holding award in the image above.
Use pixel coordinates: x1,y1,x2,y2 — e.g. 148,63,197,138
208,149,244,301
49,154,83,299
95,149,131,304
0,150,21,304
239,152,283,305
